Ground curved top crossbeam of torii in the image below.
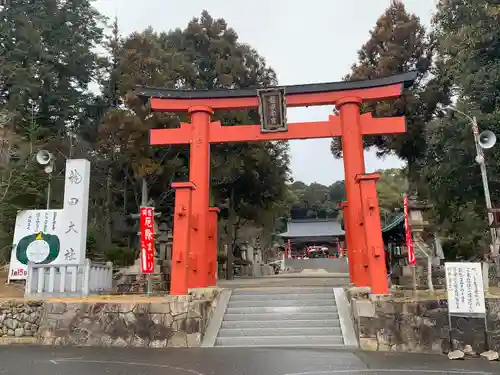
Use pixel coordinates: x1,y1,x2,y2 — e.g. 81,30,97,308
135,71,417,145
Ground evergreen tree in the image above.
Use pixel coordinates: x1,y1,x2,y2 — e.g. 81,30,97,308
0,0,105,259
168,11,289,278
421,0,500,257
0,0,105,138
93,12,291,273
420,115,490,258
331,0,451,191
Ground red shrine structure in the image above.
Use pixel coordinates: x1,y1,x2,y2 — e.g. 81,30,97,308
136,71,416,295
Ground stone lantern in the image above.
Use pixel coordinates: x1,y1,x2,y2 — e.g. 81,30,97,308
407,194,432,250
404,194,443,289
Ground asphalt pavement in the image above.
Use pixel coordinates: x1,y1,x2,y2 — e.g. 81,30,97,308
0,346,497,375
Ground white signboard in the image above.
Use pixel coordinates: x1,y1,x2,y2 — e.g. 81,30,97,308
445,262,486,315
60,159,90,265
8,159,90,281
8,209,63,280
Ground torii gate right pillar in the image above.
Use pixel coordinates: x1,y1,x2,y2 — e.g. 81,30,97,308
338,97,370,287
356,173,389,295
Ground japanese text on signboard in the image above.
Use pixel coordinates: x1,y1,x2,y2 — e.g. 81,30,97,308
258,88,287,132
140,207,155,274
445,262,486,315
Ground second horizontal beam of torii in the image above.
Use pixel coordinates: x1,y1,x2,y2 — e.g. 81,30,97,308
150,113,405,145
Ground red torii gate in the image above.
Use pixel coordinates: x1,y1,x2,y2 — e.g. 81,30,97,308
136,71,416,295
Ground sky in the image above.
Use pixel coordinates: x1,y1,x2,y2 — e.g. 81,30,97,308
94,0,437,185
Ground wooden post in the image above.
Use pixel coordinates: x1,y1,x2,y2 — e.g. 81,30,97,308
356,173,389,295
338,98,370,287
208,207,220,286
170,182,196,295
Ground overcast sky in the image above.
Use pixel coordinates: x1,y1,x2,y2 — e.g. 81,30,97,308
94,0,437,185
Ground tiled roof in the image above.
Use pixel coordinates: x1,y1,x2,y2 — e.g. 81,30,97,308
381,213,404,233
278,219,344,238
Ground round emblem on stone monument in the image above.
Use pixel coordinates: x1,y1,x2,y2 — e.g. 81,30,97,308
16,232,60,265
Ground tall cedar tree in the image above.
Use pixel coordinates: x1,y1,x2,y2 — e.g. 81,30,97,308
330,0,451,192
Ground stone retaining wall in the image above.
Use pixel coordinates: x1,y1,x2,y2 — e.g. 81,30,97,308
0,288,219,348
0,301,43,343
348,289,500,354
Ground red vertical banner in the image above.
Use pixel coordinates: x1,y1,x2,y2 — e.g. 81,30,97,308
140,207,155,274
403,195,416,265
287,239,292,259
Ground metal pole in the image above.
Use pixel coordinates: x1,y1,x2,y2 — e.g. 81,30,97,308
448,311,454,350
46,173,52,210
471,117,498,256
483,312,490,351
446,107,498,257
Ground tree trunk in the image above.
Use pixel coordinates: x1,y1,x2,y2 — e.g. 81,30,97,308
226,189,236,280
407,160,420,198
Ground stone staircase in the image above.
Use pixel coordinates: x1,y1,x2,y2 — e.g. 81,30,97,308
214,287,345,347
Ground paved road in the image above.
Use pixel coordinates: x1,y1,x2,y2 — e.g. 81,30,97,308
0,346,497,375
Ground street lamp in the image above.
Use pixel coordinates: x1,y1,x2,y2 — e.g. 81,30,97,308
445,106,498,257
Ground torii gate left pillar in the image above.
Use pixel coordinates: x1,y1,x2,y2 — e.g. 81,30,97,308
137,71,416,292
186,106,212,288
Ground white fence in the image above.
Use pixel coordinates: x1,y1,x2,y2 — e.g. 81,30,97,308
25,259,113,298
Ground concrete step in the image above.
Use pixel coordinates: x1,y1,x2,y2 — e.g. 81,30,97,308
223,312,338,321
232,287,333,295
228,298,335,308
211,287,347,348
221,319,340,329
215,335,344,347
226,305,336,314
218,326,342,337
230,293,334,301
